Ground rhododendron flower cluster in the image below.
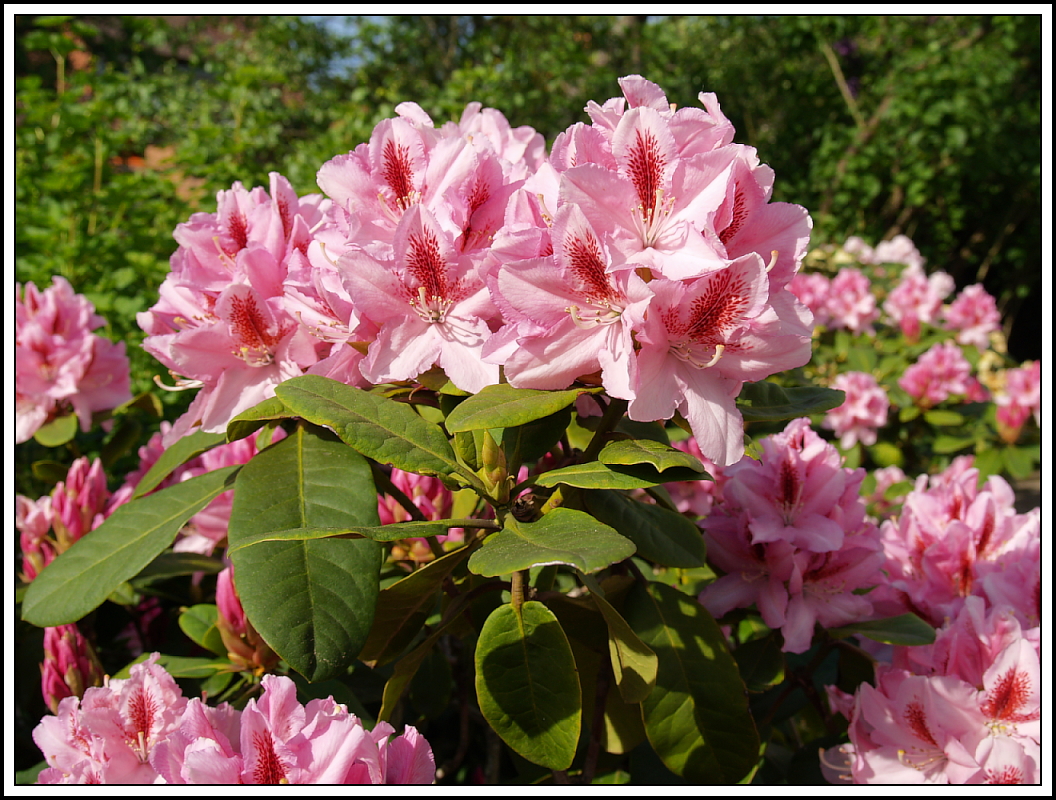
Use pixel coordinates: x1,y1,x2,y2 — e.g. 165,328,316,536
823,371,889,448
698,418,884,653
378,466,463,562
825,597,1040,784
944,283,1001,351
994,360,1041,443
16,276,132,443
881,262,955,341
869,456,1040,630
138,75,813,467
898,340,974,408
34,657,434,784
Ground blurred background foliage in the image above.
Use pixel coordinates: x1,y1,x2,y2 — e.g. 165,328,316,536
15,13,1042,380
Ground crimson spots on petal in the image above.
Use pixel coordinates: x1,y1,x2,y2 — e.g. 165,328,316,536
565,230,615,302
903,700,939,748
405,232,452,301
626,129,666,213
777,457,802,516
227,293,282,351
983,667,1038,723
226,212,249,254
277,196,293,241
250,730,288,784
381,139,416,206
127,686,160,744
684,272,751,344
720,186,750,246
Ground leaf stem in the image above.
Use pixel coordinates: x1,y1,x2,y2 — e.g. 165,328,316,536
582,398,629,462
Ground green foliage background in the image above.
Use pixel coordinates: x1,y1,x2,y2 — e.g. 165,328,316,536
15,14,1041,373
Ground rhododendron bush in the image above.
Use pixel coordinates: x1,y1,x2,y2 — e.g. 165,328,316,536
16,76,1041,785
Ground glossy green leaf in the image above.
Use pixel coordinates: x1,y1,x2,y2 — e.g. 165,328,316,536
598,438,705,474
33,412,78,447
625,581,759,784
444,383,598,432
227,423,383,682
1003,446,1037,479
736,381,845,421
467,508,634,577
827,612,936,646
358,546,474,667
475,601,582,770
275,375,463,480
584,490,706,568
22,466,240,627
590,589,658,704
179,604,226,656
534,462,667,490
502,409,572,469
733,633,786,693
132,429,228,499
226,395,294,442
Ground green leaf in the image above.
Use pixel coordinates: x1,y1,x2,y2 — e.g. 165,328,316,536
933,434,975,454
275,375,463,480
227,423,383,682
22,466,240,627
534,461,670,491
227,520,462,551
868,441,904,468
1003,446,1037,479
899,405,921,423
132,429,228,499
736,382,845,421
923,409,965,427
502,409,572,469
467,508,634,577
32,412,79,447
475,601,582,770
358,545,474,667
598,438,705,474
154,655,235,679
732,633,786,693
444,383,598,432
589,589,658,704
827,612,936,646
226,395,294,442
973,447,1004,481
132,552,224,584
624,581,759,784
584,490,706,568
179,604,226,656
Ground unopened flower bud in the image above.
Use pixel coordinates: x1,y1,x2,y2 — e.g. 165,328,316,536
40,624,104,714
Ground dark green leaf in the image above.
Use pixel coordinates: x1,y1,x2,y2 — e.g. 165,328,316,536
733,633,786,693
132,429,228,499
132,551,224,584
227,423,383,682
275,374,463,480
475,601,582,770
467,508,634,577
589,589,658,704
625,581,759,784
226,395,294,442
827,612,936,646
584,490,706,568
227,520,461,550
358,545,474,667
444,383,598,432
933,434,975,454
22,466,240,627
1003,446,1037,479
736,382,845,421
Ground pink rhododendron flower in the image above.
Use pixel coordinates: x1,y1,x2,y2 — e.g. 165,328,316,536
215,566,280,672
16,276,131,443
882,262,954,341
824,267,879,335
34,654,188,784
699,418,883,652
898,340,972,408
823,371,889,448
871,456,1041,628
788,271,832,328
379,467,464,562
944,284,1000,351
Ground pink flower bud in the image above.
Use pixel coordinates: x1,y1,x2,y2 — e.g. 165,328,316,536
40,624,104,714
